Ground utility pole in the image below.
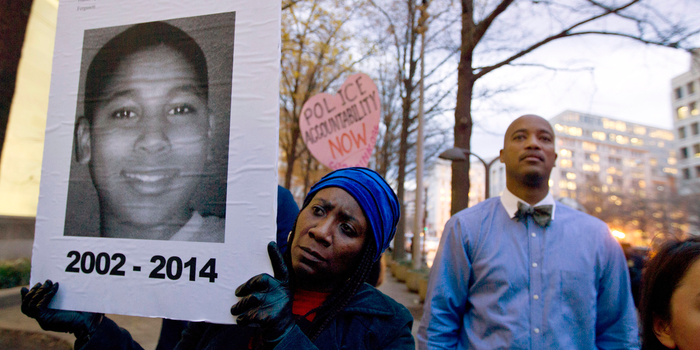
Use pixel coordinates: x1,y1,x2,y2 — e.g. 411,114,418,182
412,0,429,270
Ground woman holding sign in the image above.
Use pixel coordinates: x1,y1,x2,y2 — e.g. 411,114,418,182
22,167,414,349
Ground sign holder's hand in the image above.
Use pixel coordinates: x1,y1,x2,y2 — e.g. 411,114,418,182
21,280,103,342
231,242,294,344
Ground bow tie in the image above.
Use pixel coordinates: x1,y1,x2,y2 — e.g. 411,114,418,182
514,202,552,227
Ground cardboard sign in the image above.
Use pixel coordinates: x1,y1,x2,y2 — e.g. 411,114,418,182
300,73,380,169
30,0,280,323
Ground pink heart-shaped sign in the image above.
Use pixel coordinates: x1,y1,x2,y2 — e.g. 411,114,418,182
299,73,380,170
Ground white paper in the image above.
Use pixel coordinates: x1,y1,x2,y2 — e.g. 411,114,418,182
31,0,280,323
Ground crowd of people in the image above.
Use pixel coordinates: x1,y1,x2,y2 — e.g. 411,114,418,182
19,19,700,350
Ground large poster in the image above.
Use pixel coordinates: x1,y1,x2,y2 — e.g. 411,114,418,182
31,0,280,323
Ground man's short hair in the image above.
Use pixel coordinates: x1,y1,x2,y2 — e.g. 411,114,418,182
84,21,209,123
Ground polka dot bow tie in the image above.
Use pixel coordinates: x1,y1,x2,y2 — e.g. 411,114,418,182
514,202,553,227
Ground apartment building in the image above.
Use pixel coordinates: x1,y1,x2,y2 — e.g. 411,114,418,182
671,49,700,194
549,111,679,244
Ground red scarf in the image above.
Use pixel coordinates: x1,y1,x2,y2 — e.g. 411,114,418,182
292,289,331,321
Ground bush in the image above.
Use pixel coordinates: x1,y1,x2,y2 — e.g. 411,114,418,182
0,258,31,289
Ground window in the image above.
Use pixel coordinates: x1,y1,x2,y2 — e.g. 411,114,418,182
649,130,674,140
633,126,646,135
678,106,689,120
689,82,696,94
679,126,687,139
693,123,699,135
694,144,700,157
691,102,699,116
582,141,597,151
585,153,600,162
609,133,629,145
562,139,577,147
560,149,573,158
684,168,691,180
676,87,683,99
696,166,700,178
608,157,622,165
583,164,600,172
681,147,689,159
554,124,583,137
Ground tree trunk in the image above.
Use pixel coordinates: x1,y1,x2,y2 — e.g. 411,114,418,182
451,0,476,215
283,124,301,188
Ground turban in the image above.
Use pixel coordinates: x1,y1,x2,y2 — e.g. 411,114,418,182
303,167,400,261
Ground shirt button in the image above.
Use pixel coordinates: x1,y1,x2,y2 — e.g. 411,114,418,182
534,328,540,334
533,294,539,300
531,232,536,237
532,262,538,268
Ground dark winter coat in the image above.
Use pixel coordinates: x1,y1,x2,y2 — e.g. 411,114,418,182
81,283,414,350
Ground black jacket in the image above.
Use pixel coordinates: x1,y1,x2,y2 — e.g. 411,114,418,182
82,283,415,350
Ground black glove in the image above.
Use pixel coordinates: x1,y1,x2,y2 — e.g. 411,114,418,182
231,242,294,344
21,280,103,340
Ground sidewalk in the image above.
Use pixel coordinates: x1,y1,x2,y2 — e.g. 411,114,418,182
0,286,161,349
377,269,424,337
0,268,423,349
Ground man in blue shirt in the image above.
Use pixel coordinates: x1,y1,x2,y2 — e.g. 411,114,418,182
417,115,639,349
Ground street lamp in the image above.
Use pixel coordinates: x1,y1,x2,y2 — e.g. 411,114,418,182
438,148,500,199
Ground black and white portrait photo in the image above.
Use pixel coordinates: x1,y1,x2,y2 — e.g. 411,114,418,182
63,12,235,242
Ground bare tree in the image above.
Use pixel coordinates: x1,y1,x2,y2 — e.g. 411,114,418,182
279,0,375,192
368,0,457,260
451,0,700,214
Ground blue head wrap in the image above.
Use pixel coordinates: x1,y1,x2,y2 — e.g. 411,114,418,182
302,167,400,261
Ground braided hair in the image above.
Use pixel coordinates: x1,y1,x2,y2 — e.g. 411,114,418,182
284,218,378,342
285,167,399,342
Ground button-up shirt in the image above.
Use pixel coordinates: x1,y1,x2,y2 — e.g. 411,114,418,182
417,194,639,349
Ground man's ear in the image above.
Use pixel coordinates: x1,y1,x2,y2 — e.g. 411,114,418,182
207,112,215,161
553,152,558,167
499,149,504,163
75,117,91,164
653,317,676,349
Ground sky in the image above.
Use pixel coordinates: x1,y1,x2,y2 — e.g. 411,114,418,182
466,34,694,160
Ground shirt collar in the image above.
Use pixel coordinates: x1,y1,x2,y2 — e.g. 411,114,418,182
500,187,556,221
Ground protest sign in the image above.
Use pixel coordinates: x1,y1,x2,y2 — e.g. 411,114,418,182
299,73,380,170
30,0,280,323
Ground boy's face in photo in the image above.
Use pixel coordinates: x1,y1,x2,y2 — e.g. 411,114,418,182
76,45,212,236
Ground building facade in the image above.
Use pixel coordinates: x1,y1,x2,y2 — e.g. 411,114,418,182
671,50,700,194
549,111,680,245
425,158,505,238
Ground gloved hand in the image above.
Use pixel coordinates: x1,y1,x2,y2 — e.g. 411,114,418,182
231,242,294,344
21,280,103,340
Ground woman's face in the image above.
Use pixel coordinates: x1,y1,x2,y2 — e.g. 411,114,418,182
290,187,368,292
656,258,700,350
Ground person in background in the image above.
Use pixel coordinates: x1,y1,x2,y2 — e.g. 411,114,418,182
639,237,700,350
418,115,639,349
621,242,646,308
22,167,414,350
